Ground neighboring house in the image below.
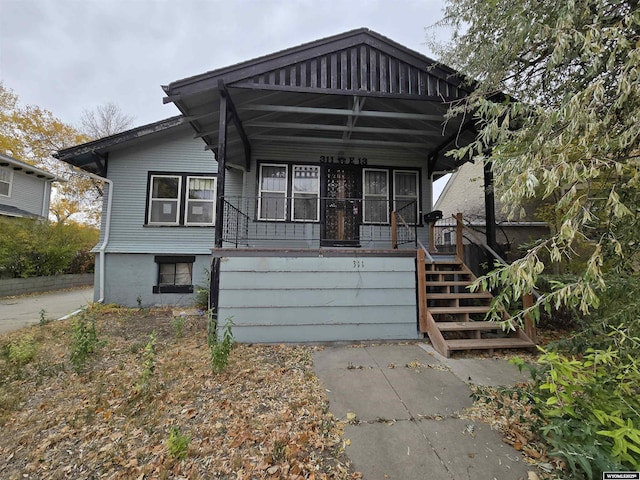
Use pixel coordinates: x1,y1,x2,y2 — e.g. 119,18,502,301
434,160,550,260
57,28,536,355
0,152,64,220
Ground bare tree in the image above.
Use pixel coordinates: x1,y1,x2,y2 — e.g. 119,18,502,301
79,102,134,139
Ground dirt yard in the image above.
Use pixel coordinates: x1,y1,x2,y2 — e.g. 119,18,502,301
0,305,357,479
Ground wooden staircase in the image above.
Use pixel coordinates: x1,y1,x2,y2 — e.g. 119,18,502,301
417,251,536,357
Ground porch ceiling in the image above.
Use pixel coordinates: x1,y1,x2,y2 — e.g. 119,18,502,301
163,28,477,174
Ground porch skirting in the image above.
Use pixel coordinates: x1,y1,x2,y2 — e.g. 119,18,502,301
214,249,420,343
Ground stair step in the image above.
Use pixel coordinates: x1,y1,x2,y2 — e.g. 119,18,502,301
426,292,492,299
436,321,509,331
429,306,491,314
446,338,535,351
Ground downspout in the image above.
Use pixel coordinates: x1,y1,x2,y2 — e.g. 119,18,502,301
72,168,113,303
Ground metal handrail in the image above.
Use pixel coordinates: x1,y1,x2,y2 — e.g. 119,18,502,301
394,200,419,248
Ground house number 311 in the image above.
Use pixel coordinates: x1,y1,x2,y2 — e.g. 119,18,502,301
353,260,365,268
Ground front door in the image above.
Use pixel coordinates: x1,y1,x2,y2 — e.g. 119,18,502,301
322,165,361,246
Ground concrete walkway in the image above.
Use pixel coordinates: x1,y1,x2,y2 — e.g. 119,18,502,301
313,343,535,480
0,287,94,334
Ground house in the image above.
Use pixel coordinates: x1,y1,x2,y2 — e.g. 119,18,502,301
0,152,64,220
434,160,550,262
57,28,535,356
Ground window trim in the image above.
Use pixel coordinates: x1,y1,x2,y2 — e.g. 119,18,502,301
257,163,288,221
153,255,195,294
291,164,320,222
185,176,217,226
147,174,182,225
145,172,216,227
362,168,390,225
0,166,13,197
393,170,420,226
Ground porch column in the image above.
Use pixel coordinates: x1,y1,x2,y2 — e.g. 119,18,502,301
214,93,228,248
210,93,228,313
483,159,498,254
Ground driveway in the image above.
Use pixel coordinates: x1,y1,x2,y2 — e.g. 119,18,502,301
0,287,94,335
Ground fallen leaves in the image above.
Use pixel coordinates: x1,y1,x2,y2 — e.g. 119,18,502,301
0,309,356,479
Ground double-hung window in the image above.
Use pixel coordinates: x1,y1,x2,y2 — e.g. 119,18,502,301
147,173,216,226
257,163,321,222
186,176,216,225
393,171,420,225
292,165,320,221
148,175,182,224
363,168,389,224
258,164,287,221
0,166,13,197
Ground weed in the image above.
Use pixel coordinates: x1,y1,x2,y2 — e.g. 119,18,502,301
7,336,37,367
136,331,157,394
136,295,142,309
271,437,287,463
39,309,49,326
172,316,184,339
69,312,102,372
209,316,234,374
167,426,190,460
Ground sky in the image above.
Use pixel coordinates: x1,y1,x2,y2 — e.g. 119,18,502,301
0,0,449,129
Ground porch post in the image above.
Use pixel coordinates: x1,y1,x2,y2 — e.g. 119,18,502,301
214,93,228,248
210,93,228,313
455,212,464,262
483,159,498,254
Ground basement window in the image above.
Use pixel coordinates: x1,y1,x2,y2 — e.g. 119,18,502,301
153,256,195,294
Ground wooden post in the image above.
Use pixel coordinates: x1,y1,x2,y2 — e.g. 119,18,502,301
455,212,464,262
523,293,537,343
391,211,398,249
428,222,435,253
416,249,428,332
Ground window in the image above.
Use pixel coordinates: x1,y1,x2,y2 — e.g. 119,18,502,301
258,164,287,220
292,165,320,221
394,171,420,224
149,175,181,224
363,168,389,224
147,173,216,226
0,167,12,197
153,256,195,294
186,176,216,225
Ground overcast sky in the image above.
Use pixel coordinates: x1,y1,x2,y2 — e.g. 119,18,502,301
1,0,449,130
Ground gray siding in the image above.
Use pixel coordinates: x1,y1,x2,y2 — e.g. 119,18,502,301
96,253,210,307
0,170,48,217
217,255,419,342
103,128,218,254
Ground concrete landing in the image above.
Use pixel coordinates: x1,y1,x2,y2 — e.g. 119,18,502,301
313,344,535,480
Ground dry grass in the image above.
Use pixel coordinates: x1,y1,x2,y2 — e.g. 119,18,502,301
0,305,357,479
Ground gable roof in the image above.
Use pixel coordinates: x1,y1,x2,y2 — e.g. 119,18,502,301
163,28,476,173
55,115,184,176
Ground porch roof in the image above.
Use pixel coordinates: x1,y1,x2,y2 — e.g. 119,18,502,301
163,28,477,175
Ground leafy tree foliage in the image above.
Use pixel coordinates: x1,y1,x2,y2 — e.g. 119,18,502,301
1,83,134,225
432,0,639,319
432,1,640,475
0,217,98,278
